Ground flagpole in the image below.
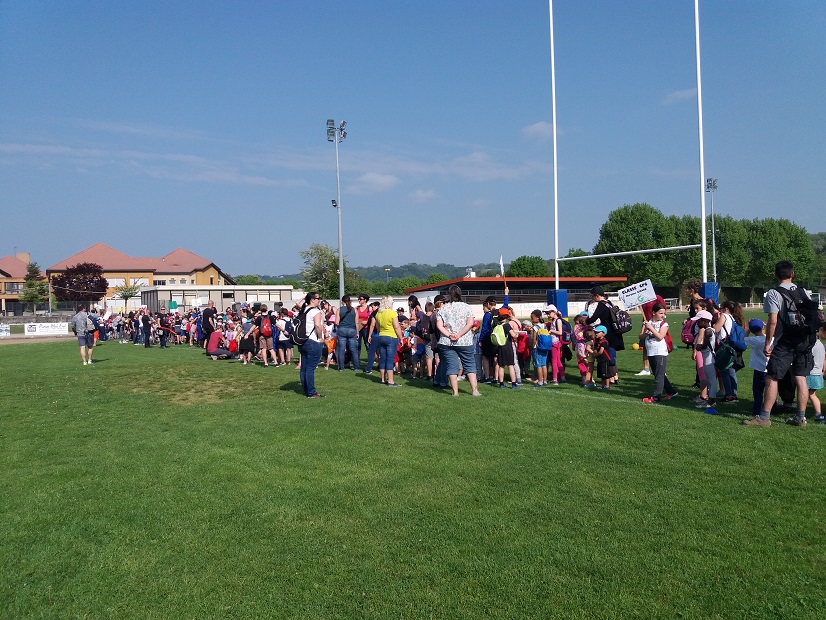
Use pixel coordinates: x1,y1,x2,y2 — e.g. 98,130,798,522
694,0,708,283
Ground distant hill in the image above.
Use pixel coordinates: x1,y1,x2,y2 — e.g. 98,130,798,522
259,262,501,283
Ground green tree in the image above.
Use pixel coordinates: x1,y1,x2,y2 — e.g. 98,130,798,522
667,214,702,287
113,282,141,307
386,276,422,296
425,272,449,285
556,249,600,278
299,243,341,299
712,216,750,287
235,274,264,285
20,262,48,311
506,255,550,278
593,203,677,285
51,262,109,305
744,218,814,289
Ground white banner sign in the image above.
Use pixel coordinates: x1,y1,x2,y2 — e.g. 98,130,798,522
0,324,10,338
618,279,657,310
24,322,69,336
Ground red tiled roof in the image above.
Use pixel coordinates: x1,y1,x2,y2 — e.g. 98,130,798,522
46,243,147,272
148,248,213,274
0,255,31,278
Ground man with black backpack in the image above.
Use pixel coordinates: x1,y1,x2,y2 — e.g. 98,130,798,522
744,260,820,427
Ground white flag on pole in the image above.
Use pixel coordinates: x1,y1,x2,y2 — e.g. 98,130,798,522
499,255,505,277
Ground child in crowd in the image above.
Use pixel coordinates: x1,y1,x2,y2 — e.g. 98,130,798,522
530,310,549,387
593,326,611,390
518,320,533,382
692,310,718,412
640,302,678,403
582,328,596,388
573,313,590,385
802,325,825,424
743,318,768,418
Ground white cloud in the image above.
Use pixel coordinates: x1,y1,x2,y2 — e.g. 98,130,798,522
409,189,437,203
521,121,555,139
350,172,400,194
662,88,697,105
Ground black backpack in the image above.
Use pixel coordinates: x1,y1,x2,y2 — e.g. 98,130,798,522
774,287,823,338
606,302,633,334
289,309,311,346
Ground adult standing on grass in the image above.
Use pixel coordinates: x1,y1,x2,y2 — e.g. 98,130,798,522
70,303,95,366
744,260,816,427
202,300,217,349
372,296,404,387
141,309,153,348
335,295,360,372
585,286,624,385
436,285,481,397
298,292,325,398
355,294,371,362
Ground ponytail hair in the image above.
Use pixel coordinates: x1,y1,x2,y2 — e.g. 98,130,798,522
302,292,318,310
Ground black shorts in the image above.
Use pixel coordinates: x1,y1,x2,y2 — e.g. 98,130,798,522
766,337,814,380
481,335,497,360
497,341,515,366
596,356,610,379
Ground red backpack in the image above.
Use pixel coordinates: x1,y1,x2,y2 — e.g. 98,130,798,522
680,319,696,345
260,316,273,337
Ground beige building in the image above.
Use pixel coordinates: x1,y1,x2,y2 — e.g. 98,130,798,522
46,243,236,310
0,252,37,315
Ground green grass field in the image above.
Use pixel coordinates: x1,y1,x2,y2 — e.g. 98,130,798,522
1,318,825,619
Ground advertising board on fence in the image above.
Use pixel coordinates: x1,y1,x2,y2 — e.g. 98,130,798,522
618,280,657,310
24,323,70,336
0,324,10,338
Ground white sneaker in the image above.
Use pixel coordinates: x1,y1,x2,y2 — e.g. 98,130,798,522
635,369,651,376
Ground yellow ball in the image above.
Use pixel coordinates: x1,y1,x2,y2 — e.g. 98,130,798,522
632,343,640,350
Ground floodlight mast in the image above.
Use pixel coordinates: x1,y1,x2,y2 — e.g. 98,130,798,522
327,119,347,300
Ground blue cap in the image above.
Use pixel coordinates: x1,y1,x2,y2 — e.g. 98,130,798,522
748,318,764,333
594,325,608,334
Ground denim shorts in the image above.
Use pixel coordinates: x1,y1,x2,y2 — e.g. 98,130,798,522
441,345,476,376
532,349,548,368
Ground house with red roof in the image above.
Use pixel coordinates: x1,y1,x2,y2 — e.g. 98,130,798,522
46,243,236,307
0,252,42,315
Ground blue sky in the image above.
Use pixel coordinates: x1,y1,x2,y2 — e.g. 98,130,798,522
1,1,823,277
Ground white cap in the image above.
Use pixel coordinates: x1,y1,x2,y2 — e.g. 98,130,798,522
544,304,558,313
693,310,713,321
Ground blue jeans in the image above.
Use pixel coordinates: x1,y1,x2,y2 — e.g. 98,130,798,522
720,367,738,398
336,326,360,371
441,345,477,376
377,336,398,371
752,369,766,415
299,339,322,396
365,332,380,372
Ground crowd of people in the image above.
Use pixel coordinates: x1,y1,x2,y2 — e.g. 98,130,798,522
69,260,824,424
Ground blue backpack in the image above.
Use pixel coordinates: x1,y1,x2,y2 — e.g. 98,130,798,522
727,322,747,353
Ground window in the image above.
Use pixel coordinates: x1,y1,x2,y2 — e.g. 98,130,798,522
154,280,166,286
4,282,23,294
210,276,214,285
169,279,176,285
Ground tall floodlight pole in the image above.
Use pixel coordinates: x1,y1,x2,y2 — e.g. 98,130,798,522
694,0,709,283
706,178,718,282
327,119,347,299
548,0,560,289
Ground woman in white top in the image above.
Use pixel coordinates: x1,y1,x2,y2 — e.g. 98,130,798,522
298,292,325,398
436,285,481,397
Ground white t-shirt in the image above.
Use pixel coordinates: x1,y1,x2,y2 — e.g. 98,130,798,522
744,335,768,372
305,307,322,342
811,340,825,377
644,320,669,357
